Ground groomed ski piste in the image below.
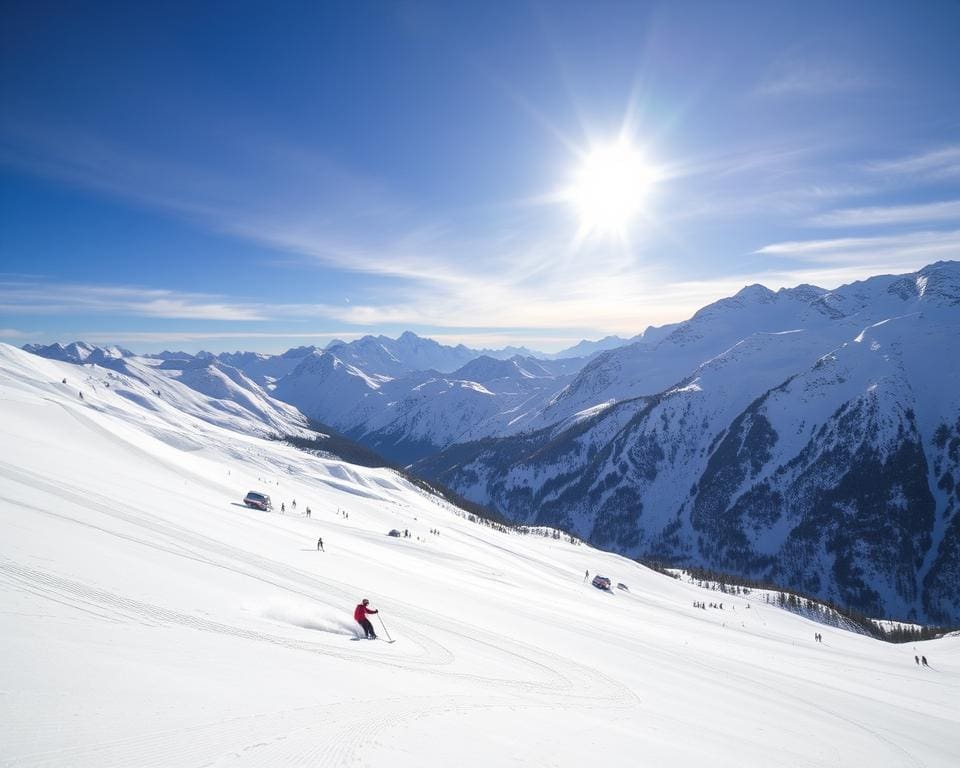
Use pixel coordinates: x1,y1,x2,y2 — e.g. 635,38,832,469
1,343,957,768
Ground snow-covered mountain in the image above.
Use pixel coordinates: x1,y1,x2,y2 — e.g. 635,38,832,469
323,331,479,376
214,345,319,387
20,343,314,439
143,332,588,396
23,340,135,364
273,351,578,464
552,334,633,360
2,341,958,767
416,262,960,624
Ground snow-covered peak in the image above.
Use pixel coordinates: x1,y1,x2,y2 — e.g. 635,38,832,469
24,340,133,364
554,335,631,360
451,354,554,383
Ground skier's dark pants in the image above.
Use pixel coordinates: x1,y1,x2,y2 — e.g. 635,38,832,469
358,618,376,639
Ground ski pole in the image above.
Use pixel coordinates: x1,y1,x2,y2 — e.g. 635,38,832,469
378,614,393,642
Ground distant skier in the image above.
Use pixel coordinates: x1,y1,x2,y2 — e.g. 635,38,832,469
317,537,324,552
922,655,929,667
292,499,297,510
281,502,285,513
354,599,378,639
306,508,311,518
915,655,920,665
584,570,589,582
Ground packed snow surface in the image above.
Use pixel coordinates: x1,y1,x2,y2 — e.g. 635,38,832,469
1,343,957,768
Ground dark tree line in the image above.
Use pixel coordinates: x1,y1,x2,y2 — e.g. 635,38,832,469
640,560,955,643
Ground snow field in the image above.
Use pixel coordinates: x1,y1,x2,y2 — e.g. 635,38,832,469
1,344,958,767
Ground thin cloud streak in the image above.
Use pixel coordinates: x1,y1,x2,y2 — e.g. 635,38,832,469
0,281,267,320
810,200,960,227
755,229,960,262
755,54,872,97
70,330,361,344
866,145,960,180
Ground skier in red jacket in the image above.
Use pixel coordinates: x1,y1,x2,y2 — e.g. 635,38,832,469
354,599,378,639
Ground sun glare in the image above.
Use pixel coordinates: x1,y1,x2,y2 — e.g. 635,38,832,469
569,141,656,238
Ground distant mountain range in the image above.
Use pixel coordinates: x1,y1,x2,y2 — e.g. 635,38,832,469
23,260,960,624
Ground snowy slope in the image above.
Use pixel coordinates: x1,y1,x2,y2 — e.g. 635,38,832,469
15,345,313,440
1,342,959,768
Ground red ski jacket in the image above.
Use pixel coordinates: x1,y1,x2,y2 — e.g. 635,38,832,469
354,603,377,622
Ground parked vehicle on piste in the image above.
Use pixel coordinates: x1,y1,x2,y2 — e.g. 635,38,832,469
591,575,612,591
243,491,272,511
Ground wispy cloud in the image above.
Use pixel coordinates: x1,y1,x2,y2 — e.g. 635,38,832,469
865,145,960,181
0,281,268,320
754,228,960,266
0,328,38,339
69,330,358,344
755,55,871,97
809,199,960,227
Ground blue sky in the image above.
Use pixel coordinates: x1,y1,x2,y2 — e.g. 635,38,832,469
2,1,959,353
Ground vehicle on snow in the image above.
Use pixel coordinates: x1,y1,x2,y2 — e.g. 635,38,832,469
387,529,402,537
591,575,612,591
617,582,629,591
243,491,272,511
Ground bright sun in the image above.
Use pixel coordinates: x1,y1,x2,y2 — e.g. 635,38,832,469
569,141,656,238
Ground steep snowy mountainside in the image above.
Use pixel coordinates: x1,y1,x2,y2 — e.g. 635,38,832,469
271,349,394,431
531,262,959,433
14,344,314,439
416,289,960,623
531,284,837,432
349,361,577,465
684,310,960,622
